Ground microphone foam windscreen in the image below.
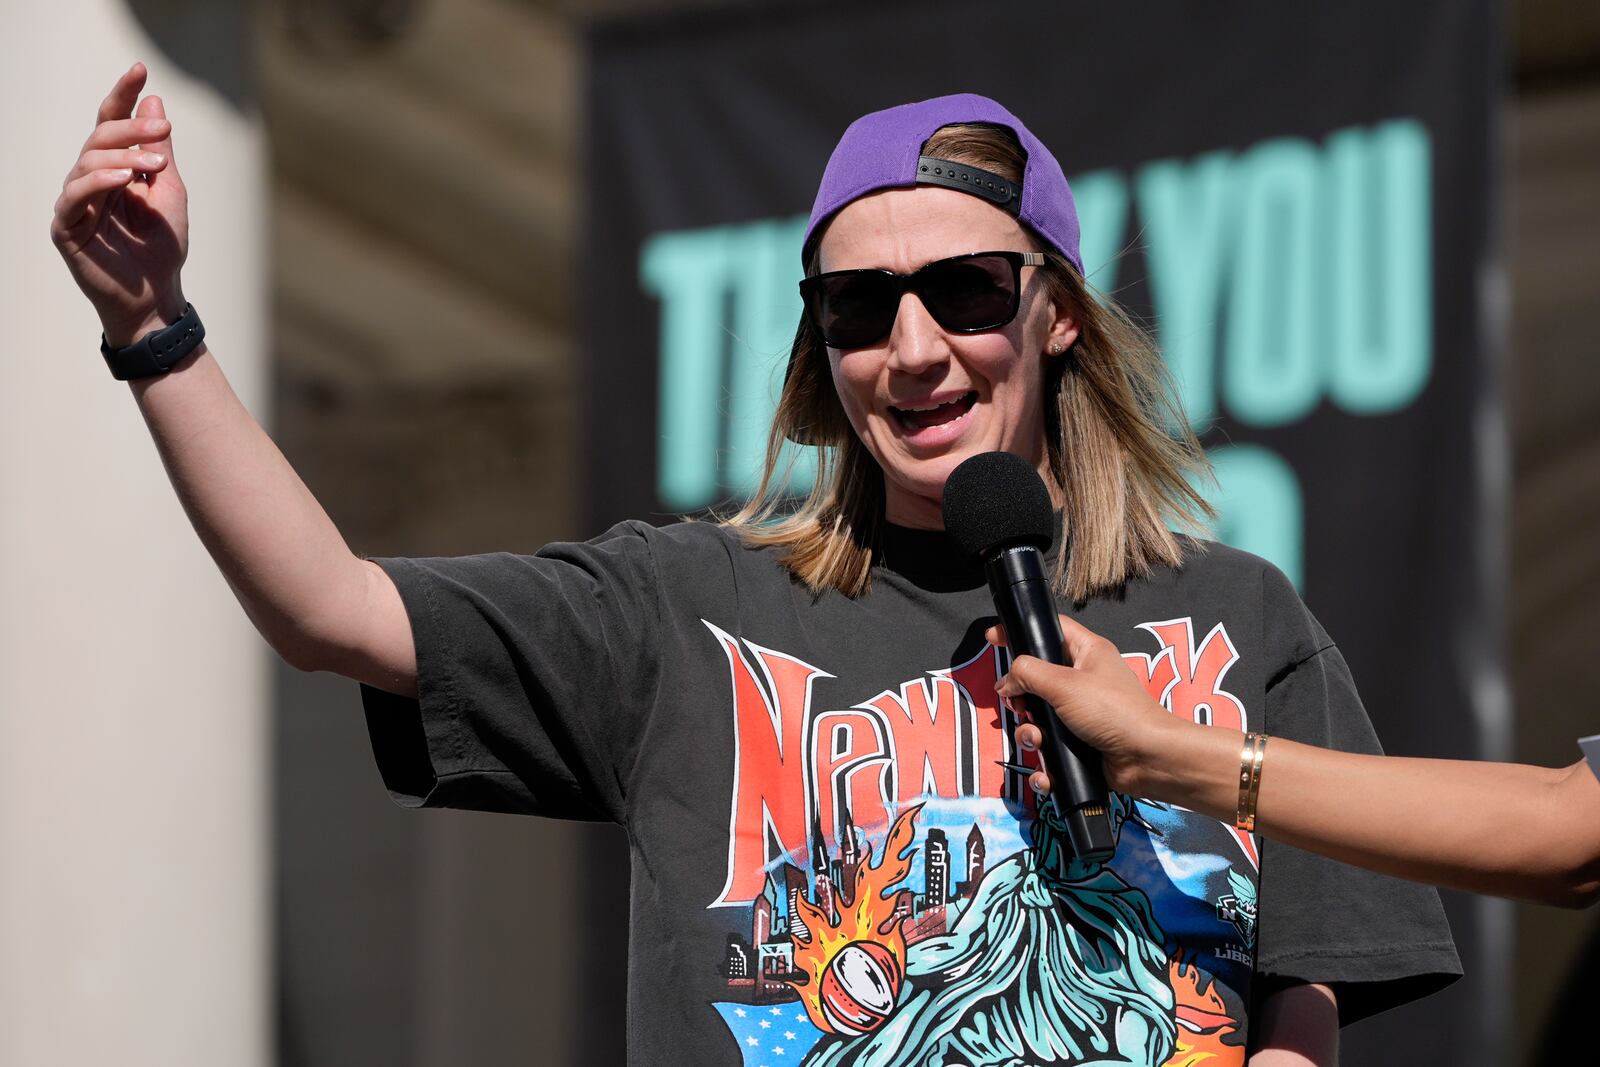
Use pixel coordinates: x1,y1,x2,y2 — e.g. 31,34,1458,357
941,451,1056,557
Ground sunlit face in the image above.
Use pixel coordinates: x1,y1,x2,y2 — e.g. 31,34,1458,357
816,186,1079,529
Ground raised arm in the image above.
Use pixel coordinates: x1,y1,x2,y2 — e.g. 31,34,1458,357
51,63,416,697
994,616,1600,909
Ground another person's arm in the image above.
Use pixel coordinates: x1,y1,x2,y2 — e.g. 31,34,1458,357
50,63,415,695
1247,984,1339,1067
993,617,1600,909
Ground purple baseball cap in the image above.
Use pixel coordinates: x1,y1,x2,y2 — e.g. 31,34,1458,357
803,93,1082,273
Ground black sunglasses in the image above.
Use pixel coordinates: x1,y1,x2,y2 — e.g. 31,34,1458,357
799,250,1046,349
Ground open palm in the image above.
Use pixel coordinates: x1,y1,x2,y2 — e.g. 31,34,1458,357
51,62,189,346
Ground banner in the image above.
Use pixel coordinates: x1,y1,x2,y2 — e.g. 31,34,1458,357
584,2,1503,1062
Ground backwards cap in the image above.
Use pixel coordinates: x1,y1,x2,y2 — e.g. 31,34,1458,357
803,93,1082,273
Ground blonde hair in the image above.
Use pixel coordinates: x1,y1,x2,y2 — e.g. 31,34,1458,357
723,123,1214,601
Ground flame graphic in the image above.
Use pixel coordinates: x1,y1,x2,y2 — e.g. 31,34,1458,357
786,804,922,1033
1162,958,1242,1066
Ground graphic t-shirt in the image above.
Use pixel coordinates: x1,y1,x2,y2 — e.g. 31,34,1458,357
361,520,1460,1066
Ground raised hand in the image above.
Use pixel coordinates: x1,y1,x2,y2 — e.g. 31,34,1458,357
50,62,189,348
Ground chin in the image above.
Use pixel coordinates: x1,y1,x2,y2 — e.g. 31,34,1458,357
885,454,972,510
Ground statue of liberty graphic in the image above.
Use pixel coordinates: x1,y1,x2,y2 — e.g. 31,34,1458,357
793,795,1180,1067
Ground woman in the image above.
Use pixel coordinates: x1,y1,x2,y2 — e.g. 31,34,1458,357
995,615,1600,910
54,65,1457,1066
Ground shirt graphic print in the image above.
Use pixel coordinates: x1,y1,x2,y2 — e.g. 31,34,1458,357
703,614,1256,1067
360,524,1460,1065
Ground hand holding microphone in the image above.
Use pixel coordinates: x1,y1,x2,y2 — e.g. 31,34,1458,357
971,529,1600,908
988,613,1179,799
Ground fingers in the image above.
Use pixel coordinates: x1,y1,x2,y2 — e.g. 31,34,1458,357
1009,723,1052,795
996,653,1075,706
62,64,166,236
83,116,170,152
96,62,147,126
53,167,137,237
67,147,168,185
1016,722,1043,751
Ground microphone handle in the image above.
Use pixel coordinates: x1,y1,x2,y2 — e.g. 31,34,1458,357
984,544,1116,863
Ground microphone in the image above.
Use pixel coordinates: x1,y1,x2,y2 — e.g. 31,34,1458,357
942,451,1115,863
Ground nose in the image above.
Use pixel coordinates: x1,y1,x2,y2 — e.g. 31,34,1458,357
884,291,950,376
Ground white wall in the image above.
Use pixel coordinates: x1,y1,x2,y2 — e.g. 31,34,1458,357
0,3,268,1064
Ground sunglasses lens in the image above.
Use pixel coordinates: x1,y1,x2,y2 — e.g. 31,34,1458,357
807,272,898,348
919,255,1018,332
801,253,1025,348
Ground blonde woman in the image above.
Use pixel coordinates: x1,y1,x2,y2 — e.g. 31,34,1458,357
55,64,1457,1066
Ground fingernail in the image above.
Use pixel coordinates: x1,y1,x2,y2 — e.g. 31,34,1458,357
114,168,133,179
1019,734,1036,751
140,153,164,168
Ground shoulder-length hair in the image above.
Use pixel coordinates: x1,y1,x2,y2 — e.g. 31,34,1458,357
721,122,1214,602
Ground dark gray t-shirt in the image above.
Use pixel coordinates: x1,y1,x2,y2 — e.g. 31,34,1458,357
362,520,1459,1066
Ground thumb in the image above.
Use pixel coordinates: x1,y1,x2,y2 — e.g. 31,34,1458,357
1056,614,1116,670
134,94,180,183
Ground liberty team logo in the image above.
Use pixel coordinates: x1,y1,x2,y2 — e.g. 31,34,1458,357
704,618,1256,1066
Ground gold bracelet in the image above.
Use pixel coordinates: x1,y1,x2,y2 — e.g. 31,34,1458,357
1235,732,1268,832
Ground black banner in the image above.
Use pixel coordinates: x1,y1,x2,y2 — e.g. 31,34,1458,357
584,2,1504,1062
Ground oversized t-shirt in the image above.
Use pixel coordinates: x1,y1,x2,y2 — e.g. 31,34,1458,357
361,520,1460,1066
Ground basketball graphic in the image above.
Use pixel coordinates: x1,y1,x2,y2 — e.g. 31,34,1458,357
818,940,901,1036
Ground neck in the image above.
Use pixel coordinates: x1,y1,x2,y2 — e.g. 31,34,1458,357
884,491,945,530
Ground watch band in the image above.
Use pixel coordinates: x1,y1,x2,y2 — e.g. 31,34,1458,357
101,303,205,381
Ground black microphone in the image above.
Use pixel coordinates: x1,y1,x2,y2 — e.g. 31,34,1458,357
942,451,1115,863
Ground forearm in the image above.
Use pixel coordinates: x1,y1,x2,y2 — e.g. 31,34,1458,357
1135,721,1600,908
1246,983,1337,1065
129,339,373,671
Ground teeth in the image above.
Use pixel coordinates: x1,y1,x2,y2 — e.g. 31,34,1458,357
894,392,973,413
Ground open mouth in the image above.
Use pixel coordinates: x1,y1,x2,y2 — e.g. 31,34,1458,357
889,391,977,432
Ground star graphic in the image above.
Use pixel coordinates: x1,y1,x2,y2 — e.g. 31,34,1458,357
734,1008,747,1017
770,1006,785,1016
794,1011,807,1021
758,1020,771,1029
745,1035,760,1047
772,1047,786,1056
784,1031,797,1040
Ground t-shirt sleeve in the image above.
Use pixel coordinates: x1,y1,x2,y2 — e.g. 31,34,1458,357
1252,564,1463,1025
358,520,663,825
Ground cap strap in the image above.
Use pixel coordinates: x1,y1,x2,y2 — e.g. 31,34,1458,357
916,156,1021,215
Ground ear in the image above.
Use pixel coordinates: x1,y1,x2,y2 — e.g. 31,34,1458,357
1045,301,1080,357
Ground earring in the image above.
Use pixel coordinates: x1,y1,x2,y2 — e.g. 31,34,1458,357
1049,342,1066,356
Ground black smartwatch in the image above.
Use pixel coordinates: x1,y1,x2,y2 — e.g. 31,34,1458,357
101,304,206,381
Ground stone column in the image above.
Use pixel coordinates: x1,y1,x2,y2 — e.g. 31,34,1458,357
0,2,267,1064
